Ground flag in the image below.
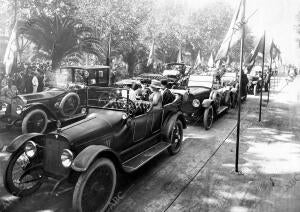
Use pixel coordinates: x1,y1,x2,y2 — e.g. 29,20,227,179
176,47,183,63
226,55,231,65
270,40,280,60
215,0,245,61
193,50,202,69
207,52,215,68
3,22,18,75
147,39,155,66
106,33,112,66
244,34,265,67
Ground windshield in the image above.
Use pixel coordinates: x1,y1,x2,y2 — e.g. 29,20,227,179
87,87,130,111
188,75,213,88
46,68,85,89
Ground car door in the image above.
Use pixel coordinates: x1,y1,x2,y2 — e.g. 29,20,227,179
132,113,150,142
150,108,163,134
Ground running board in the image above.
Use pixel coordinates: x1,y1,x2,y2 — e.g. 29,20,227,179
122,142,171,172
216,106,228,115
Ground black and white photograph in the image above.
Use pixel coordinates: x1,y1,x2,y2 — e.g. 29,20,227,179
0,0,299,211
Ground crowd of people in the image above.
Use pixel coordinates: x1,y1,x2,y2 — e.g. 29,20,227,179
0,62,51,98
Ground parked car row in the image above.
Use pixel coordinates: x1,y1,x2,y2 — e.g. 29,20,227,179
1,64,254,212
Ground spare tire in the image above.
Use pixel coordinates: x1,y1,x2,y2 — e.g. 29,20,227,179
59,92,80,117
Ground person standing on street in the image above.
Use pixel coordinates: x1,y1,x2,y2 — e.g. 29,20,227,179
32,71,39,93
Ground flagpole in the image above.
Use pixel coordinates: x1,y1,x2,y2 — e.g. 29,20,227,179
258,31,265,122
235,0,245,173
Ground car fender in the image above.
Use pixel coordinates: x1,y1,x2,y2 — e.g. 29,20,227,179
22,103,57,120
161,112,186,141
6,133,44,153
202,99,213,108
72,145,121,172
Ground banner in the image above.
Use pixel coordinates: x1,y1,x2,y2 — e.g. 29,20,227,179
215,0,245,61
147,39,155,66
3,22,18,75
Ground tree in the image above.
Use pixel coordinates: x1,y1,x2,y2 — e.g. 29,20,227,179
19,13,101,70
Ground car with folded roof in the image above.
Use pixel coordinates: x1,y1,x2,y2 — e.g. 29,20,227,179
0,65,110,134
173,73,234,129
3,86,186,212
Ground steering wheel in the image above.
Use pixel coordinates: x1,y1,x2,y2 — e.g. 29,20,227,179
116,97,136,116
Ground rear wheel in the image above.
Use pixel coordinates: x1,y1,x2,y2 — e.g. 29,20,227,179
22,109,48,134
167,120,183,155
73,158,117,212
203,106,213,130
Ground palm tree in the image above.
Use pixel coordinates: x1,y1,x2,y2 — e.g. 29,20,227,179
19,13,103,70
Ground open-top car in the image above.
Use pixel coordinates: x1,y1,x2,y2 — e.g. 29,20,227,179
3,86,186,212
173,73,235,129
162,63,190,88
247,66,263,96
221,71,247,107
0,65,110,134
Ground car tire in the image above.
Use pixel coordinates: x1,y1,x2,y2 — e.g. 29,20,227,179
224,92,231,108
22,109,48,134
167,120,183,155
4,146,43,197
73,158,117,212
59,92,80,117
203,106,213,130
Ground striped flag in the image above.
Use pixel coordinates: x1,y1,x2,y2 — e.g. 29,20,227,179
215,0,245,61
176,47,183,63
3,22,18,75
207,52,215,68
193,50,202,69
147,39,155,67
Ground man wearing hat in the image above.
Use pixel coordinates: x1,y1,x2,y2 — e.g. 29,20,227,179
32,70,39,93
161,79,175,106
149,80,162,110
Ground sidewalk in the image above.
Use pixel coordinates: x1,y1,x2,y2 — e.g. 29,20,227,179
165,76,300,211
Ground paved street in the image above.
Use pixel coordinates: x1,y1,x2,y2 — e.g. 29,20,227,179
0,76,298,212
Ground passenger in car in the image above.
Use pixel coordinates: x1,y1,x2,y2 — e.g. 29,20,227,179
161,79,175,106
149,80,162,110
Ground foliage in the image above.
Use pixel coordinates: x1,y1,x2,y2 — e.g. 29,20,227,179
19,13,102,70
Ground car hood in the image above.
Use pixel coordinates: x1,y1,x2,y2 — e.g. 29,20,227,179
56,109,124,144
188,87,210,95
18,89,66,104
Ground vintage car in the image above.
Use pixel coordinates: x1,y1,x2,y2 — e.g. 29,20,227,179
174,74,235,130
0,65,110,134
3,87,186,212
221,71,247,107
162,63,190,88
247,66,263,96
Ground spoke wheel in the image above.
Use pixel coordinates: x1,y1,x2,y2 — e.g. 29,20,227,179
73,158,117,212
203,106,213,130
4,147,44,197
22,109,48,134
168,120,183,155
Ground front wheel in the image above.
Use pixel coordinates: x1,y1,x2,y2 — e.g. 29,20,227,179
73,158,117,212
167,120,183,155
203,106,213,130
4,147,44,197
22,109,48,134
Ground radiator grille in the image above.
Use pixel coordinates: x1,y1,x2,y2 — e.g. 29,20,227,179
43,135,70,178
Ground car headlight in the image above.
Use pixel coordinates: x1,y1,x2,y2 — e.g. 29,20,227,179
192,99,201,108
81,107,87,114
61,149,74,168
1,103,7,112
24,140,37,158
16,105,23,115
